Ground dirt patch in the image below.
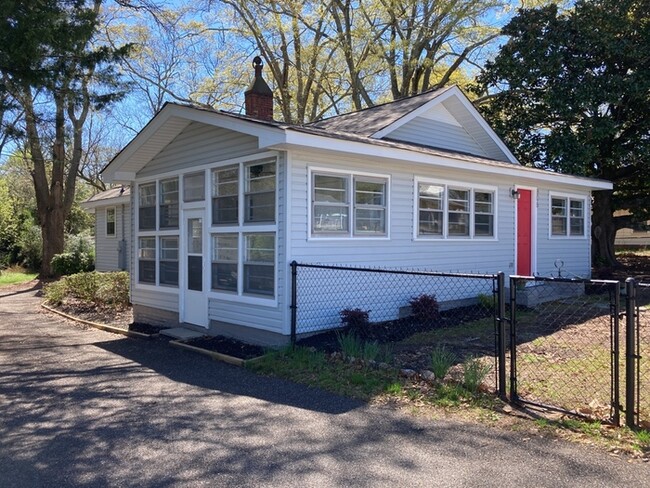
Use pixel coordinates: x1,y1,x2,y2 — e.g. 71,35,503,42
183,336,265,360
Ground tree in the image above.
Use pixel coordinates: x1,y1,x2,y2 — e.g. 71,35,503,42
473,0,650,267
0,0,130,276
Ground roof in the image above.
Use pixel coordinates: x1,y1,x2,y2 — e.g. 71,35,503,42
309,86,454,136
80,186,130,212
100,88,612,191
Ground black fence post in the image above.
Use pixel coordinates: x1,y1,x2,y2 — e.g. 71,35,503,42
625,278,637,429
290,261,298,346
497,272,507,399
509,277,518,403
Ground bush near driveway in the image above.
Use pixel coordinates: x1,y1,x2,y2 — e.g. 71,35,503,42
44,271,129,309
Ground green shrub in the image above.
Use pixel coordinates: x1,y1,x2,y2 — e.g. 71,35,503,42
462,356,492,393
44,271,130,309
430,345,456,380
409,294,440,324
17,225,42,271
51,252,95,276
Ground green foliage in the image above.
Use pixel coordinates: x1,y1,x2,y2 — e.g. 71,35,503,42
0,267,38,287
409,294,440,324
17,225,42,271
44,271,130,309
474,0,650,265
52,232,95,276
477,293,493,310
430,345,456,380
336,331,381,362
462,356,492,393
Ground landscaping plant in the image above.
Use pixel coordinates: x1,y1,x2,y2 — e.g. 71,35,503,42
339,308,371,337
462,356,492,393
430,345,456,380
409,294,440,325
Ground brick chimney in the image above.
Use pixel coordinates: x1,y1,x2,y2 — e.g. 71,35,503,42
245,56,273,121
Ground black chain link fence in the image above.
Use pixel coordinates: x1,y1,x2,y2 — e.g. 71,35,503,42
635,282,650,428
510,276,620,422
291,262,501,388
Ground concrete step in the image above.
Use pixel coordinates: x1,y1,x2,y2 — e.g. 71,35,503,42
159,327,205,340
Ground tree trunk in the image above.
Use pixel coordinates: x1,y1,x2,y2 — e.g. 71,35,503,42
591,190,619,269
41,206,66,277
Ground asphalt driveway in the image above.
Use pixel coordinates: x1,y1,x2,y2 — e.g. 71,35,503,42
0,286,648,487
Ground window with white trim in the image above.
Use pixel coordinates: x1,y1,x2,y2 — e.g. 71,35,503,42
211,234,238,292
138,183,156,231
159,236,179,286
211,166,239,224
183,172,205,202
210,157,277,299
311,171,388,237
416,182,495,239
138,237,156,284
551,196,585,237
159,178,179,229
106,207,116,237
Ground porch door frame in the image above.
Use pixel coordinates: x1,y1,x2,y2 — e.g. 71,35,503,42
180,208,208,327
515,186,537,276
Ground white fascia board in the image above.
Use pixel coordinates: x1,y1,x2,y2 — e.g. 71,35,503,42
276,130,613,190
106,171,136,184
80,196,130,212
371,86,455,139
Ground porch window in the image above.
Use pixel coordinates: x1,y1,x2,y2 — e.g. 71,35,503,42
183,172,205,202
244,233,275,296
245,160,276,223
138,183,156,230
551,196,585,237
159,178,179,229
416,181,495,239
159,236,179,286
211,165,239,225
138,237,156,284
311,171,388,237
211,234,238,292
106,207,116,237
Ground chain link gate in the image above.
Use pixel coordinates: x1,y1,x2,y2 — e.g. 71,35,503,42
626,281,650,429
509,276,621,423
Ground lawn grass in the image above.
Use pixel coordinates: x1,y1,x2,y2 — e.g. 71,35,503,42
0,267,38,287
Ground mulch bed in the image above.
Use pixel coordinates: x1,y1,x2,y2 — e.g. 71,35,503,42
183,335,266,360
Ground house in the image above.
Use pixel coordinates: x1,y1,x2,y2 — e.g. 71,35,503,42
98,57,612,344
80,186,131,272
614,210,650,249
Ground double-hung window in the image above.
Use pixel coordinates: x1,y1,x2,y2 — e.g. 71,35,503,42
138,237,156,284
551,195,585,237
183,172,205,202
211,157,277,299
138,183,156,231
106,207,116,237
159,178,179,229
212,166,239,225
416,181,495,239
311,171,388,237
159,236,179,286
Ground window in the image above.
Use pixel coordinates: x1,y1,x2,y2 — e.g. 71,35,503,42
138,183,156,230
211,234,238,292
160,178,179,229
159,236,178,286
244,233,275,296
474,192,494,237
212,166,239,225
551,196,585,237
138,237,156,284
183,172,205,202
417,182,495,239
106,207,116,237
245,160,276,223
311,171,388,237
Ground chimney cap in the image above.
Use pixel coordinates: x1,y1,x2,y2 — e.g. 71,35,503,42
245,56,273,96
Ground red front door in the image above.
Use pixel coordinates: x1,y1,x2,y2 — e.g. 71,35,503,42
516,189,532,276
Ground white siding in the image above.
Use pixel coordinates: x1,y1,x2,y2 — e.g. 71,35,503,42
132,287,179,312
388,117,487,158
94,203,131,272
138,122,259,178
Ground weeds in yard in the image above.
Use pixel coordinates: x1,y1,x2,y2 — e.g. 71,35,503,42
336,331,385,363
559,418,602,437
430,345,456,380
462,356,492,393
634,429,650,447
